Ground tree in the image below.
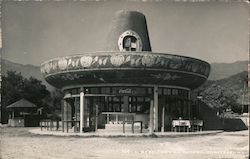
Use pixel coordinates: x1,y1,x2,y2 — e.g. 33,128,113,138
1,71,52,123
50,89,63,110
191,71,247,114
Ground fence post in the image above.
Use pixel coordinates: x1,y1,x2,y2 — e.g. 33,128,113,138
62,121,64,132
40,121,42,131
123,121,125,134
66,121,68,133
50,120,53,131
132,121,134,134
140,121,142,133
56,120,59,130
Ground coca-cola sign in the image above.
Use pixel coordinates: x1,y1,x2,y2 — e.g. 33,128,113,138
118,88,136,95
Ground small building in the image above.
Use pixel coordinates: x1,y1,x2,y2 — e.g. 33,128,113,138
7,99,39,127
41,10,219,133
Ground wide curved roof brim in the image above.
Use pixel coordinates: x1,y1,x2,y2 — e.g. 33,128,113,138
41,51,210,89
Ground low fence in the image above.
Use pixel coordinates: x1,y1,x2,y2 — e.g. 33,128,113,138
40,119,203,133
40,119,142,133
62,120,80,133
122,121,143,133
40,119,60,131
40,120,81,133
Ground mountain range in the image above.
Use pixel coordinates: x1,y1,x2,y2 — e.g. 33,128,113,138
1,59,248,90
1,59,54,91
209,60,248,80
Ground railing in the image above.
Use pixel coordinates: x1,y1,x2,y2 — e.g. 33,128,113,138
40,119,60,131
62,120,80,133
102,112,136,124
122,121,143,133
102,112,143,133
40,119,81,133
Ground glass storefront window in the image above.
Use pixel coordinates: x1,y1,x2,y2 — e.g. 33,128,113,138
129,104,136,112
84,88,90,94
113,97,120,102
71,88,80,95
137,104,142,111
105,96,122,112
114,103,121,112
108,104,112,111
101,87,111,94
145,97,150,102
163,88,167,95
90,87,99,94
137,97,144,102
64,89,71,95
158,87,189,99
147,88,153,94
128,96,150,114
136,87,146,94
108,97,112,101
158,88,163,95
172,89,177,95
64,88,80,95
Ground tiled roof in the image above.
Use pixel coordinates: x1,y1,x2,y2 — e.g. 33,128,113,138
6,99,37,109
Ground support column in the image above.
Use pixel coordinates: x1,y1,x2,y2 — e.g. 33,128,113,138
80,92,85,133
74,97,77,121
149,100,154,133
74,97,78,132
188,91,191,119
61,100,65,132
63,100,67,122
153,86,159,132
95,104,98,131
161,106,165,132
123,96,129,112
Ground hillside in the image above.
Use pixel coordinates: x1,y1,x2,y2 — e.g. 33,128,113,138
192,71,248,113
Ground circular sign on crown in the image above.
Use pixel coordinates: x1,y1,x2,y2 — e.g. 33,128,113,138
118,30,142,52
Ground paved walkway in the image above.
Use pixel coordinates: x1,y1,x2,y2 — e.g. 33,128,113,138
30,128,223,137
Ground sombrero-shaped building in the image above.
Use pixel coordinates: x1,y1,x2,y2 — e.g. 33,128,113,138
41,10,211,133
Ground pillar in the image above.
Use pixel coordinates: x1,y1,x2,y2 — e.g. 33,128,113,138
95,104,98,131
74,97,77,121
61,100,64,131
153,86,159,132
74,97,78,132
80,92,85,133
123,96,129,112
63,100,67,121
188,91,191,119
149,100,154,133
161,106,165,132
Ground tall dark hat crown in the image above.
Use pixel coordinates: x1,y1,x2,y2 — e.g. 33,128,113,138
105,10,151,52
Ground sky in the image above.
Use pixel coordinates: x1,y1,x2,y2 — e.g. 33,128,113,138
2,1,249,66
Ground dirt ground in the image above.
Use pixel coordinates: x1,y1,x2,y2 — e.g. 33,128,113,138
0,127,249,159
